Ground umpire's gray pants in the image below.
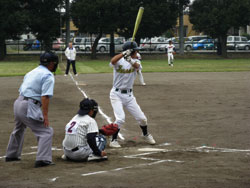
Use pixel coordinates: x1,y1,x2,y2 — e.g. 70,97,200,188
6,96,53,162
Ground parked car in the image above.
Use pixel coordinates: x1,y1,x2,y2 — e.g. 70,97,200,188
156,37,192,51
52,38,65,51
23,39,36,51
193,39,215,50
227,36,250,50
140,37,167,51
28,39,41,50
96,37,125,52
73,37,85,51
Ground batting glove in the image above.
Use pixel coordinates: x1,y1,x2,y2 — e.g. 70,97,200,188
125,56,136,65
122,49,132,58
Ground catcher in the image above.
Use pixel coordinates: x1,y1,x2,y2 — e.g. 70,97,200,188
62,98,118,162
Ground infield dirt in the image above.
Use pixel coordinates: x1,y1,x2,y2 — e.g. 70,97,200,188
0,72,250,188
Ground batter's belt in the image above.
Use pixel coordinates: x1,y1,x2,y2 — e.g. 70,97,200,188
115,88,132,94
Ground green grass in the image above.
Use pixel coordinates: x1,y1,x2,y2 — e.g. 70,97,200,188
0,58,249,76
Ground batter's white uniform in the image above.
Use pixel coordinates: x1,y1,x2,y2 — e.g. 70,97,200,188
166,44,175,65
62,114,99,161
109,57,147,128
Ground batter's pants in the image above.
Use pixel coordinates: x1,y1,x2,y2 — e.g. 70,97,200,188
110,88,147,127
6,96,53,162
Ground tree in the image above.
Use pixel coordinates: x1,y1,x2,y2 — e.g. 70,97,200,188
0,0,28,60
71,0,120,59
117,0,179,46
25,0,63,50
189,0,250,57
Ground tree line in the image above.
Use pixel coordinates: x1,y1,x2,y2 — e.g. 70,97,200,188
0,0,249,60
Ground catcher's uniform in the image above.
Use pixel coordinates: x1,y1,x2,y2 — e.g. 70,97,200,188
166,44,175,66
62,114,106,161
109,57,147,128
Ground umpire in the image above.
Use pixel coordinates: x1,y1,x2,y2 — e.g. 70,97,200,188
5,51,58,168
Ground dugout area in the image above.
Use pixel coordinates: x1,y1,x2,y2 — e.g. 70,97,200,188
0,72,250,188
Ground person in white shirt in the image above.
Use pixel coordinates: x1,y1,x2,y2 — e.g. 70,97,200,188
166,40,176,67
108,41,156,148
64,42,77,76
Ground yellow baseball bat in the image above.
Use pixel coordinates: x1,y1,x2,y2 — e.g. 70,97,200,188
131,7,144,42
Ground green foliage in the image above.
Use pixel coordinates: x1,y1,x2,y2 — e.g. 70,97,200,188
189,0,250,37
0,0,28,40
25,0,63,49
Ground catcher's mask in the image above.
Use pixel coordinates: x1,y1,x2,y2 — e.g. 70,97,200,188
78,98,98,118
40,51,59,72
122,41,141,54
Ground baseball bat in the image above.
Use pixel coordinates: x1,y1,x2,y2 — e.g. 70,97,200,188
131,7,144,42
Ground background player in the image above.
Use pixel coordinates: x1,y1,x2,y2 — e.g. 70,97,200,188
62,98,107,161
64,42,77,76
109,41,156,148
5,51,58,168
136,52,146,86
166,40,176,67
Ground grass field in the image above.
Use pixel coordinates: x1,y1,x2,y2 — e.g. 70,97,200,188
0,58,249,76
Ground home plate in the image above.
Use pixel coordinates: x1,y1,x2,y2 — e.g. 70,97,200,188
138,148,166,152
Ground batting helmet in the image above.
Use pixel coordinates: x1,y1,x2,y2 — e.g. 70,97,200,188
122,41,141,51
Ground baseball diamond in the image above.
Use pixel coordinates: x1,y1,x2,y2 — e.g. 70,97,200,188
0,71,250,187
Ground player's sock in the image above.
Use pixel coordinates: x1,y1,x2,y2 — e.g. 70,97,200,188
140,125,148,136
111,129,120,141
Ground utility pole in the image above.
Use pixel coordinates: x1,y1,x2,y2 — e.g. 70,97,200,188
65,0,70,47
179,1,184,55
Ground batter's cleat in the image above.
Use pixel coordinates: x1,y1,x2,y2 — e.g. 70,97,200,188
75,74,78,76
5,157,21,162
64,74,68,76
87,154,107,162
141,83,146,86
34,160,55,168
142,134,156,145
109,139,121,148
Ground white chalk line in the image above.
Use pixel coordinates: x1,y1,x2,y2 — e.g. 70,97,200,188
63,65,125,140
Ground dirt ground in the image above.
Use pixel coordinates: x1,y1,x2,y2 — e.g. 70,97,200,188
0,71,250,188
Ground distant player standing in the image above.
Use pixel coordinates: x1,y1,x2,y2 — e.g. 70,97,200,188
136,52,146,86
109,41,156,148
62,98,107,161
166,40,176,67
64,42,78,76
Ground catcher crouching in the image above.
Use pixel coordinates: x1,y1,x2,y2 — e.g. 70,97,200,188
62,98,118,162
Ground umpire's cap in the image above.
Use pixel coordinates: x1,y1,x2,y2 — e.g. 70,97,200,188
40,51,58,66
78,98,98,116
122,41,141,51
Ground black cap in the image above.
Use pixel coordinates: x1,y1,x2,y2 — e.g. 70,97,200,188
77,98,98,116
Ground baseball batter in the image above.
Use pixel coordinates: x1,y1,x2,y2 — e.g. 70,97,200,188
166,40,176,66
109,41,156,148
62,98,107,161
5,51,58,168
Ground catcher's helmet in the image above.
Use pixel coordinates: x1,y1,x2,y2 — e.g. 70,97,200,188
40,51,58,66
78,98,98,118
122,41,141,51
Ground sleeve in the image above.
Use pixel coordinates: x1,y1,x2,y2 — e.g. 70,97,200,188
41,74,55,97
87,132,101,156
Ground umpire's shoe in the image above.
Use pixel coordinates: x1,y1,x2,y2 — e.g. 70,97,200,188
5,157,21,162
35,160,55,168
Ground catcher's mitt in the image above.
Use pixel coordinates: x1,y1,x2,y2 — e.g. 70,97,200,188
99,123,119,136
